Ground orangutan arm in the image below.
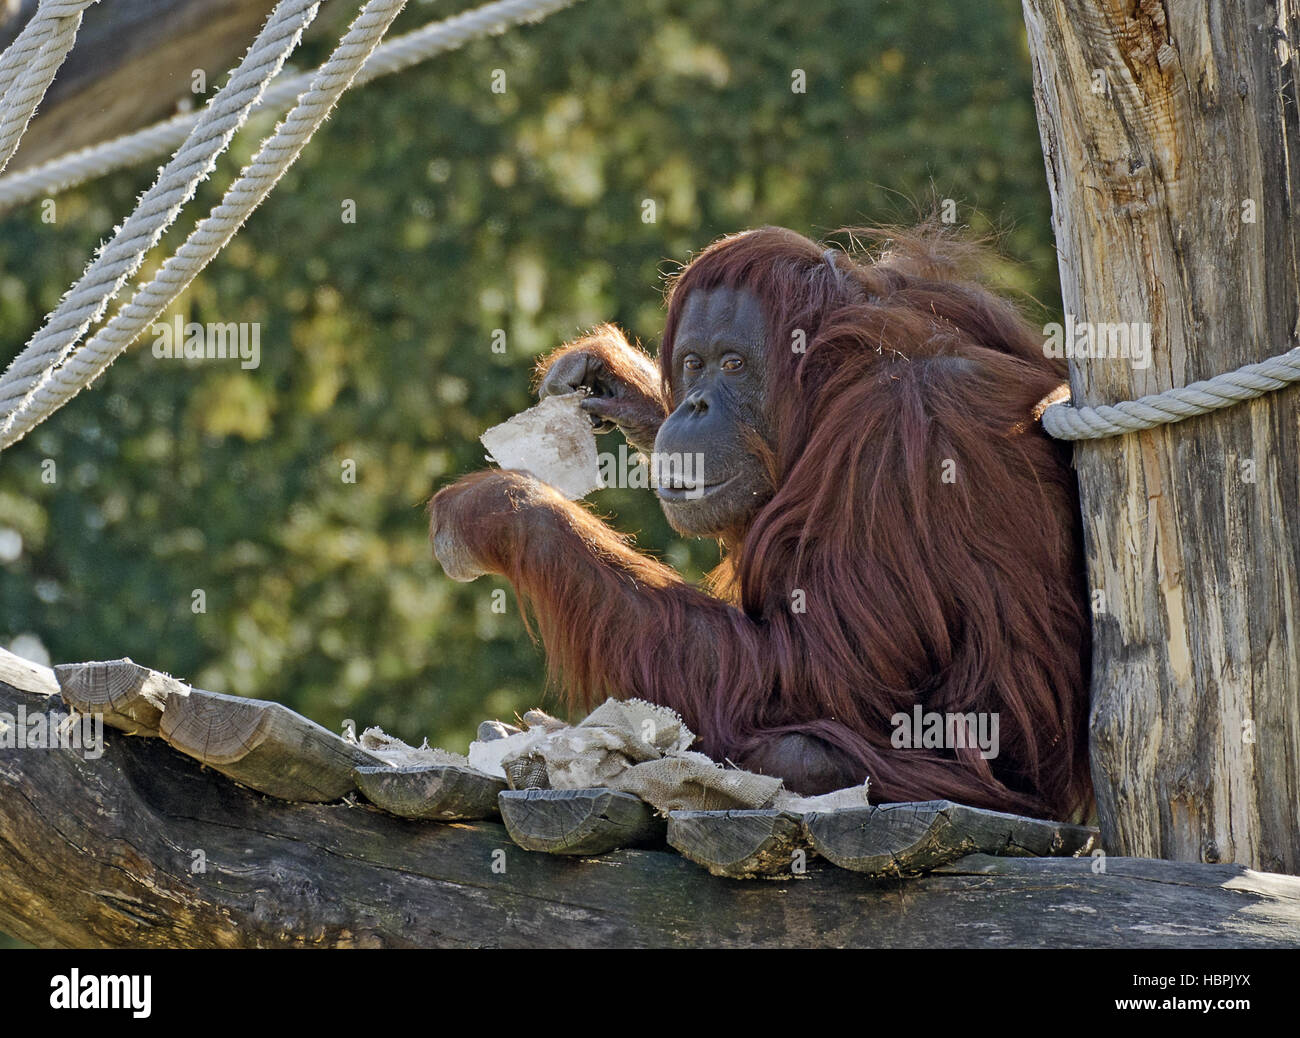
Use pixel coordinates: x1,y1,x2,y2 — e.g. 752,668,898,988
428,469,758,737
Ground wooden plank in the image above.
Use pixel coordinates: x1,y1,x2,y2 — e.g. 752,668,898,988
54,658,188,736
499,788,666,855
805,800,1098,876
3,676,1299,948
159,684,382,802
353,763,505,821
667,809,808,879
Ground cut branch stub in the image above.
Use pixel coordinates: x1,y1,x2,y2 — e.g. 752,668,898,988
667,809,809,879
499,787,667,855
0,647,58,697
55,657,188,735
805,801,1099,876
159,685,382,802
353,763,505,821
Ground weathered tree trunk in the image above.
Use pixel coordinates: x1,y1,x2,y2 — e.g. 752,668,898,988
4,661,1299,947
1022,0,1300,871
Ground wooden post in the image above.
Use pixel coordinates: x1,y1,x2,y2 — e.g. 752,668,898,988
1022,0,1300,871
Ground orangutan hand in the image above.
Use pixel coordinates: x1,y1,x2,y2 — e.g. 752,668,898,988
429,469,554,582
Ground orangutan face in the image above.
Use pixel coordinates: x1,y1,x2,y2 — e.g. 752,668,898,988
654,287,775,537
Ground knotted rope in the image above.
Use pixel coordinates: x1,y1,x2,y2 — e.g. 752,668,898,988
1040,343,1300,441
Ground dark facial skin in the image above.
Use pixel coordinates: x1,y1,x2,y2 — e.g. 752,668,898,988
653,287,775,537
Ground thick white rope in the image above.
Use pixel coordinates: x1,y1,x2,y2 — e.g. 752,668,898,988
0,0,584,210
0,0,98,172
1041,344,1300,440
0,0,321,438
0,0,89,97
0,0,419,449
0,0,585,450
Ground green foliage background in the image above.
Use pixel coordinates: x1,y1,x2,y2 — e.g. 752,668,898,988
0,0,1059,758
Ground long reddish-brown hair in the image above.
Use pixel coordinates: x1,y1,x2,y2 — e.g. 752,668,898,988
653,225,1091,818
456,224,1092,820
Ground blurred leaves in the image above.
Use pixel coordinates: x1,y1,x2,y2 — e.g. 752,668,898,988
0,0,1057,755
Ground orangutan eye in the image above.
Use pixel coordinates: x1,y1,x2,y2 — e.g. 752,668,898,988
721,354,745,372
683,353,703,372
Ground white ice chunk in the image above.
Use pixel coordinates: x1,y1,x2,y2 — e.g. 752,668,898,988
479,392,603,500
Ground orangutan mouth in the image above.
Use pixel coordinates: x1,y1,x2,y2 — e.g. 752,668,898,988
656,475,735,502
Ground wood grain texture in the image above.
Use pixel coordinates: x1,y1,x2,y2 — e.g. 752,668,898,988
0,647,56,697
353,763,505,821
2,676,1298,948
55,658,188,736
159,684,383,802
498,788,667,854
805,800,1097,876
1023,0,1300,871
667,809,808,878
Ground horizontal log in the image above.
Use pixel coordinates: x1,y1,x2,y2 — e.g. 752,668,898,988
49,654,383,801
0,648,57,697
159,684,383,802
805,800,1098,876
55,658,188,736
667,809,808,878
499,788,666,855
353,763,505,821
2,671,1299,947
